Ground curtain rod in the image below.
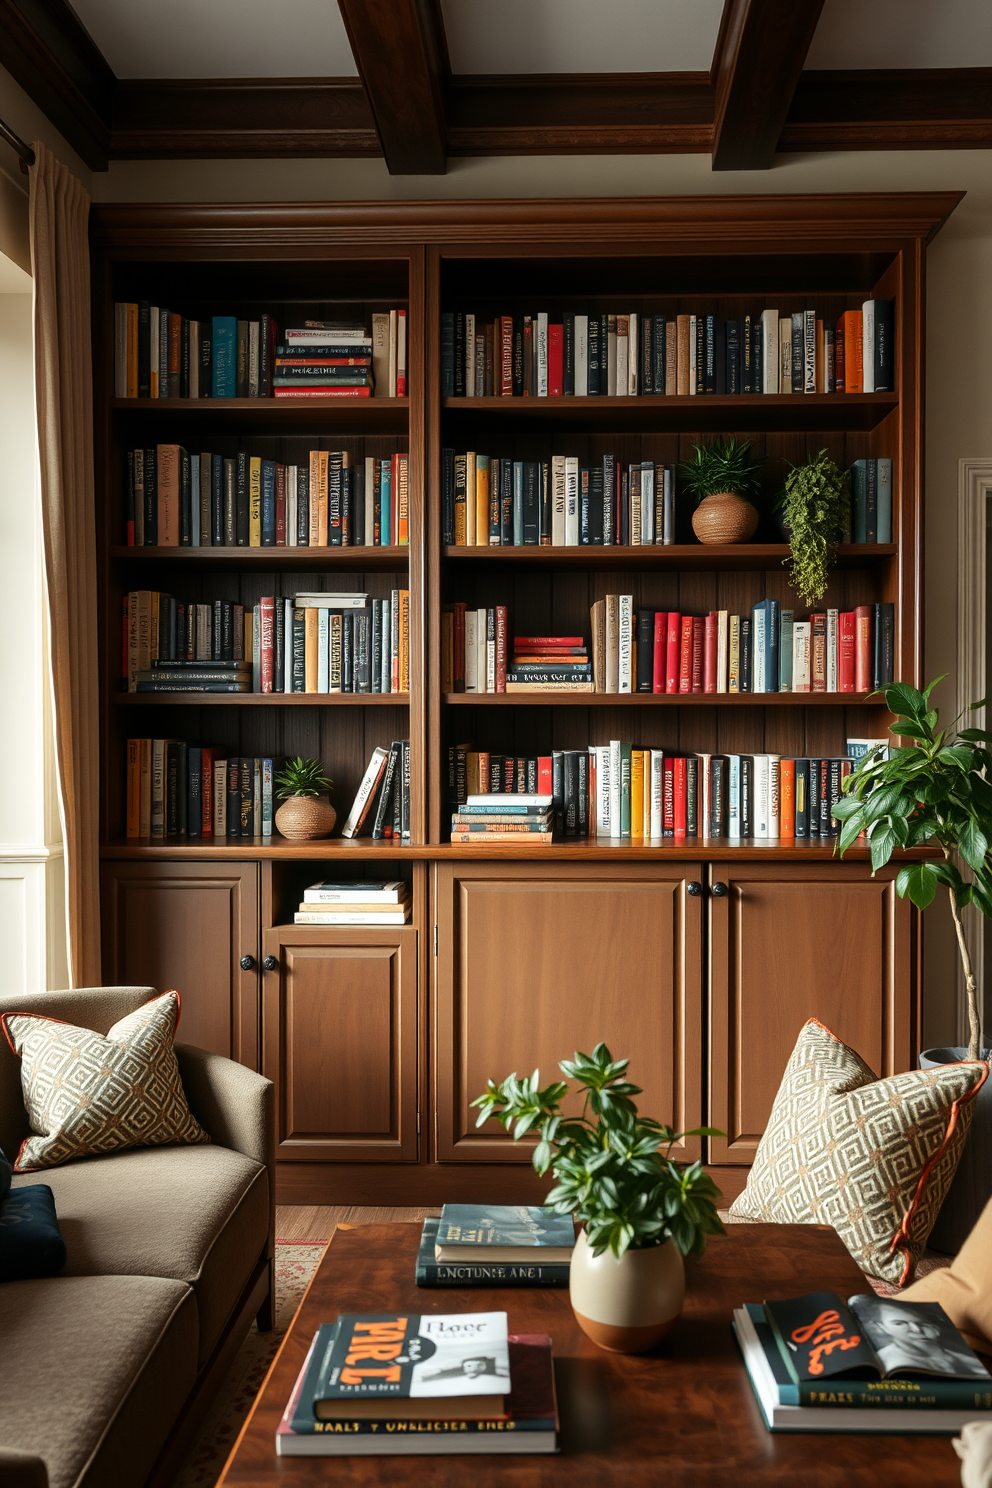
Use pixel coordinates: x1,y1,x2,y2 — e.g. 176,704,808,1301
0,117,35,171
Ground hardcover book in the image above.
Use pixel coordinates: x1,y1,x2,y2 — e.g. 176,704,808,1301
435,1205,575,1264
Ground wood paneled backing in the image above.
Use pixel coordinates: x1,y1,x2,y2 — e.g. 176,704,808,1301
266,857,417,930
262,926,418,1161
434,861,702,1163
100,859,260,1067
707,861,912,1164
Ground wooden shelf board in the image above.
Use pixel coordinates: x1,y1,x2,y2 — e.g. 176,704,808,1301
444,543,896,570
112,545,409,570
113,692,408,706
110,396,409,431
441,392,897,433
444,691,883,706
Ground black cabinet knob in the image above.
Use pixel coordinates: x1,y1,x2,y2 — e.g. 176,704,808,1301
263,955,279,972
240,955,256,971
712,881,728,898
687,881,702,897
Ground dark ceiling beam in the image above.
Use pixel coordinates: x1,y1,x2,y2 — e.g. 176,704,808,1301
335,0,447,174
782,68,992,151
710,0,825,170
0,0,114,169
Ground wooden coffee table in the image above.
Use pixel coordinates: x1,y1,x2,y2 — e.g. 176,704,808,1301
218,1222,963,1486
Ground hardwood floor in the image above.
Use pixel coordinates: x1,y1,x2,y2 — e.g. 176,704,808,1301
276,1205,441,1241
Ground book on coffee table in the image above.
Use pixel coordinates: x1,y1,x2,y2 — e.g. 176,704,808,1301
416,1217,570,1287
278,1331,559,1455
434,1205,576,1263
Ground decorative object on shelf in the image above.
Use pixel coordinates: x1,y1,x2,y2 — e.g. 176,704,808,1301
778,449,852,605
680,438,764,545
836,677,992,1250
274,757,336,840
472,1042,723,1353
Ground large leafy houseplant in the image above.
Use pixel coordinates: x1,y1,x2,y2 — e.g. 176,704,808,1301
836,678,992,1059
778,449,851,606
472,1043,724,1259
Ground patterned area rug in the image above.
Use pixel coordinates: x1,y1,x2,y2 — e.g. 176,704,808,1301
170,1239,327,1488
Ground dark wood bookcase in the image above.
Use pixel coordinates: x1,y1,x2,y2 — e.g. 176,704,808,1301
92,194,960,1204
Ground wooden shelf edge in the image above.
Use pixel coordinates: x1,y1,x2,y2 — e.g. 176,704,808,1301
112,545,410,567
110,397,410,413
99,839,936,862
112,692,409,706
443,691,885,706
443,544,896,568
443,393,898,412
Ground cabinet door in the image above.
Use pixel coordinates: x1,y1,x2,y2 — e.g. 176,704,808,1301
262,927,419,1162
708,862,913,1165
435,862,703,1163
100,861,260,1067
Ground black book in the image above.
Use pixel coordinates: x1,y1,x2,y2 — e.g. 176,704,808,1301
710,755,727,836
562,312,575,395
636,610,654,693
619,468,630,546
180,317,190,399
539,461,551,545
526,757,538,793
601,454,615,545
562,751,579,838
143,447,157,545
792,311,804,392
873,299,895,392
875,601,895,687
512,316,524,396
818,759,832,837
440,312,455,397
226,758,241,838
371,600,383,692
236,320,248,398
223,457,236,545
579,468,590,546
828,759,844,837
236,452,250,546
739,616,752,692
328,450,343,546
714,318,727,395
685,756,699,837
640,315,653,395
415,1216,569,1288
453,311,465,397
866,458,878,544
522,462,540,545
704,313,716,394
587,315,601,395
585,466,602,546
695,314,705,395
342,612,353,692
371,743,401,840
401,740,412,841
739,755,753,838
441,447,455,545
198,320,212,397
751,318,763,394
576,751,589,837
273,602,285,694
392,749,403,839
211,453,223,546
489,753,504,794
741,312,754,394
352,462,365,547
221,602,234,662
174,600,186,660
795,759,811,838
652,314,666,394
500,458,513,546
296,465,309,547
137,301,151,398
166,741,180,837
125,450,136,540
259,312,274,397
239,757,254,837
187,747,202,840
726,319,740,395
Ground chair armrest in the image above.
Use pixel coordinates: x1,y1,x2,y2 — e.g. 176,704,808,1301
0,1448,48,1488
175,1045,273,1171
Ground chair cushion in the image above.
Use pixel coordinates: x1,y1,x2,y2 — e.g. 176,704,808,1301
729,1017,988,1285
0,1274,197,1488
0,1184,66,1280
2,990,209,1172
12,1143,268,1363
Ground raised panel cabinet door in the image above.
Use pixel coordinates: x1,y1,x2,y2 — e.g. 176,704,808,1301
434,862,703,1164
100,861,260,1067
708,863,913,1165
261,927,418,1162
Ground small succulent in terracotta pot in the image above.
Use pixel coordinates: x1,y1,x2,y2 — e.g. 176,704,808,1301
680,437,765,545
274,757,336,840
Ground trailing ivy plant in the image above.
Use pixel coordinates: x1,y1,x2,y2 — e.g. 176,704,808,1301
472,1042,725,1260
679,437,764,505
835,677,992,1059
779,449,851,606
274,756,334,801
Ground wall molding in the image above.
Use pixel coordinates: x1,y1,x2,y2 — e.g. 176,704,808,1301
0,842,64,862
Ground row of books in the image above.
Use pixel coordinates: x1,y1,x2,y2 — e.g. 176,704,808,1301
124,590,409,694
124,741,411,841
114,310,407,399
123,447,409,548
293,879,409,926
440,302,893,399
446,743,885,840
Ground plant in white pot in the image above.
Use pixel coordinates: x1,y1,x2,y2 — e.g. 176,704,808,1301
835,676,992,1249
472,1044,724,1353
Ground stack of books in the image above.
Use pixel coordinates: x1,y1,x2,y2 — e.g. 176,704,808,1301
507,635,592,693
450,793,556,844
341,743,411,842
294,881,410,926
735,1289,992,1433
274,322,373,399
278,1310,557,1456
417,1205,575,1287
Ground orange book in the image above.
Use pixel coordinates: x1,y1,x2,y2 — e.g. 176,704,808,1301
475,455,488,548
316,450,329,546
631,750,644,839
308,450,321,546
126,302,138,398
399,590,410,693
304,607,319,693
855,604,873,692
397,452,409,545
780,759,796,838
839,310,863,392
156,444,179,546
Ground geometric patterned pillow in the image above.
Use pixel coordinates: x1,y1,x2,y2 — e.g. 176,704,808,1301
729,1018,987,1286
1,991,209,1172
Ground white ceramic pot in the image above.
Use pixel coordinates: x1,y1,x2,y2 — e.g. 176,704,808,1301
568,1228,685,1354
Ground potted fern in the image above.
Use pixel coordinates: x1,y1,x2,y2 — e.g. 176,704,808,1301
473,1043,724,1354
274,757,336,840
778,449,851,605
835,677,992,1248
680,437,764,545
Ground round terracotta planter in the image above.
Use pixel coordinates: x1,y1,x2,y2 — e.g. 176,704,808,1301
691,490,760,545
569,1230,685,1354
274,794,337,841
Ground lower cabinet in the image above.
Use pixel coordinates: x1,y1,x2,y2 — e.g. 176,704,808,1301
100,860,260,1066
707,862,913,1164
261,926,419,1163
433,862,703,1163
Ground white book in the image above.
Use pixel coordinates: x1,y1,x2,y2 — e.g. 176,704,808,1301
574,316,588,395
213,759,227,836
727,755,742,838
381,598,391,692
537,312,549,396
364,456,376,546
779,607,794,691
292,592,368,609
779,317,792,393
605,595,619,693
476,609,487,693
465,312,476,397
609,740,622,836
594,747,611,836
341,747,389,837
862,299,875,392
752,604,767,692
753,754,770,837
483,608,493,693
283,599,293,693
115,302,127,396
688,314,697,394
304,881,406,903
760,309,780,393
564,456,579,546
294,910,409,926
650,750,664,839
388,309,398,397
767,755,781,839
607,318,617,396
627,312,638,395
640,464,654,546
551,455,566,546
149,305,160,397
286,328,371,344
804,310,817,393
616,319,629,398
397,310,406,394
618,595,633,694
252,603,261,693
716,610,729,692
793,620,811,692
466,794,552,807
317,608,330,693
464,609,479,693
826,608,839,692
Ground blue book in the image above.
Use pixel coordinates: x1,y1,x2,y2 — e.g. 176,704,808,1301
261,459,276,546
436,1205,575,1260
416,1217,569,1288
779,607,793,692
850,458,868,543
876,457,892,543
379,459,391,548
751,601,767,692
766,599,780,694
212,316,237,398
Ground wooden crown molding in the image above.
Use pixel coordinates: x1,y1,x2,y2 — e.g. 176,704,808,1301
711,0,826,170
0,0,113,168
783,69,992,150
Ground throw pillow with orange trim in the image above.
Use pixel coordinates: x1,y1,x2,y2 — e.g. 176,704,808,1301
729,1018,987,1285
2,991,209,1171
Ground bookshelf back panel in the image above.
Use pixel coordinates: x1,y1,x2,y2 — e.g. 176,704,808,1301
268,858,415,927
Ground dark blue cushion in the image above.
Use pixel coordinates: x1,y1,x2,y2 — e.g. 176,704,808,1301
0,1184,66,1280
0,1143,10,1204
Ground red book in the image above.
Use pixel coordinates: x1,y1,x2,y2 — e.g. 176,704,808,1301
838,611,856,692
653,612,667,693
500,315,514,395
396,310,407,396
663,758,675,836
666,612,680,695
548,324,563,396
514,636,584,648
673,756,687,837
691,617,705,693
522,320,532,396
275,463,287,545
272,387,372,399
855,605,873,692
201,748,215,835
538,756,553,796
679,616,694,693
495,605,508,692
703,613,718,693
259,595,275,693
780,758,795,838
811,613,827,692
122,594,129,687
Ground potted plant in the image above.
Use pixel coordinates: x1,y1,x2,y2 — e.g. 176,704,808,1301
274,757,336,840
778,449,851,605
680,437,764,545
473,1043,724,1353
835,677,992,1249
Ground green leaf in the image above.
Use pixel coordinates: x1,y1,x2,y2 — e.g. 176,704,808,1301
938,746,975,769
959,819,989,873
869,822,898,871
885,682,926,719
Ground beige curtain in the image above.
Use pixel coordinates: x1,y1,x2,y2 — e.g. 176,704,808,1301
29,141,100,987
